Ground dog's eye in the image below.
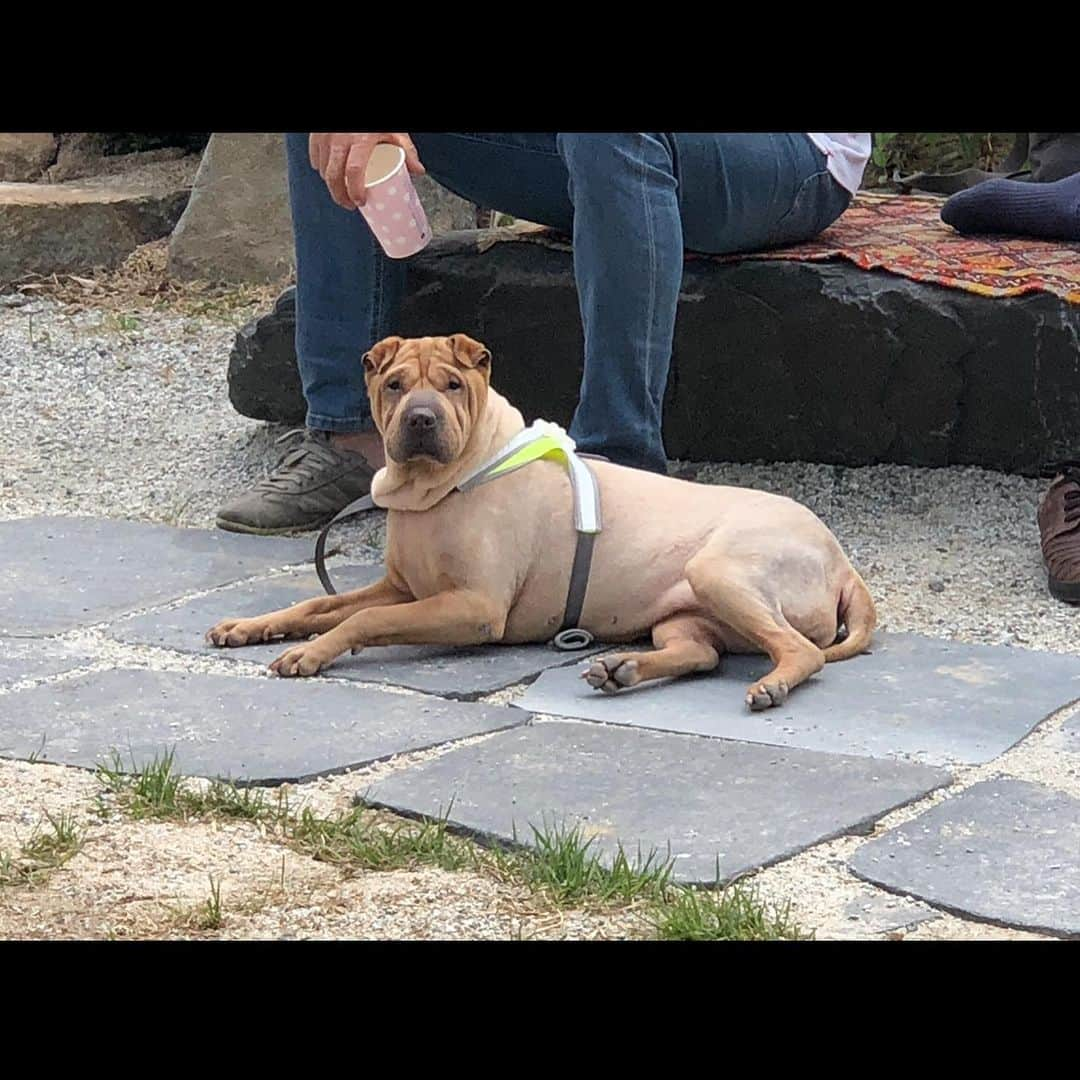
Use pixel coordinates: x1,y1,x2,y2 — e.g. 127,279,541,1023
387,379,402,392
447,379,462,391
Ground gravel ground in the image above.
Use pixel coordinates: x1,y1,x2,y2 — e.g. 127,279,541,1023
0,294,1076,941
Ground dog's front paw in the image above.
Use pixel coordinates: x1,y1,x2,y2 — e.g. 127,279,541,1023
206,617,277,648
269,642,335,678
582,655,641,694
746,679,789,711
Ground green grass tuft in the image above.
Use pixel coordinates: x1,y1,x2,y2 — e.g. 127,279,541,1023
96,750,271,824
198,876,224,930
649,881,809,942
505,818,673,907
92,749,808,940
0,810,84,888
286,805,471,873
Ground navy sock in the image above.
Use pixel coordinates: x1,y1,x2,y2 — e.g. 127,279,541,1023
941,171,1080,241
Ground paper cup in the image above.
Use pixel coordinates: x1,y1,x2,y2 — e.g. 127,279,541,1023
358,143,431,259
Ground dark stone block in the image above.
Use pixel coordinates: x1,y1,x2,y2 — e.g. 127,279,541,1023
0,516,312,636
1047,711,1080,755
227,233,1080,474
0,668,526,783
365,721,951,886
516,632,1080,767
0,639,94,689
228,287,306,425
850,778,1080,937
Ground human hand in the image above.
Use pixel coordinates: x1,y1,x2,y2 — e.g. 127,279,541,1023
308,133,425,210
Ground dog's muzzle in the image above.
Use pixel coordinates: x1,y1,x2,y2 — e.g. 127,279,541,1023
398,402,448,461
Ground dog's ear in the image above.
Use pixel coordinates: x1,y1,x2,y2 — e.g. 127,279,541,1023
363,336,404,376
447,333,492,371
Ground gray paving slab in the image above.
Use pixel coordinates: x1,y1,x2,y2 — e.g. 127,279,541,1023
0,516,313,636
836,891,939,938
0,668,526,783
0,638,95,688
515,632,1080,766
364,720,950,885
108,564,604,698
850,778,1080,937
1046,710,1080,755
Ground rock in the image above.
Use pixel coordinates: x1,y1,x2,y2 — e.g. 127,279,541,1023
0,180,191,281
1029,132,1080,183
169,134,478,286
516,630,1080,766
365,721,949,886
0,516,312,636
167,133,295,286
227,231,1080,474
851,778,1080,937
46,140,190,184
0,133,58,182
413,174,477,233
228,287,306,424
43,133,109,182
1,668,524,783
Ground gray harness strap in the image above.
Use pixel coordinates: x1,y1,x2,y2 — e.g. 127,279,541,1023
553,530,597,650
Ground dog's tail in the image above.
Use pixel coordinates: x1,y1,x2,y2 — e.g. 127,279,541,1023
822,571,876,663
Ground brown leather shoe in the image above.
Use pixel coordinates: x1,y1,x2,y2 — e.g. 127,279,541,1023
1038,460,1080,604
216,429,375,536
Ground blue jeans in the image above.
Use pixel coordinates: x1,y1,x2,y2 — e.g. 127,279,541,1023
286,132,852,473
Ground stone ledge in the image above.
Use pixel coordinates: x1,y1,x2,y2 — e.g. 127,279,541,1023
228,230,1080,473
0,179,190,280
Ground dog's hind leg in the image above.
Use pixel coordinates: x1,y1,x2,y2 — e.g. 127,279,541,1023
685,550,825,711
206,576,412,648
583,616,721,693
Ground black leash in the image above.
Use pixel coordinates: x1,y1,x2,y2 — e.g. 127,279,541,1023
314,494,378,595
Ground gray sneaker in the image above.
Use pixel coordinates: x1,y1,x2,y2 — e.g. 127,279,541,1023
216,429,376,535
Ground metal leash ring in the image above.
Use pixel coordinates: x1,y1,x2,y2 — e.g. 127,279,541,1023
552,628,595,651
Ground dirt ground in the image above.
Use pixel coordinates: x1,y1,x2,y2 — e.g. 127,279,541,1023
1,195,1074,940
0,755,654,941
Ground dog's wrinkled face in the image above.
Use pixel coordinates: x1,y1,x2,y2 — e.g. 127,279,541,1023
363,334,492,467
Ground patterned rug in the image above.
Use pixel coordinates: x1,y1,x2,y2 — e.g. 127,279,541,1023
503,192,1080,305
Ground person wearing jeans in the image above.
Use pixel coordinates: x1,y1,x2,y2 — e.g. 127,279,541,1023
217,132,871,534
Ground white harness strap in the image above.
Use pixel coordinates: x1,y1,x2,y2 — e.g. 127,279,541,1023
456,420,601,534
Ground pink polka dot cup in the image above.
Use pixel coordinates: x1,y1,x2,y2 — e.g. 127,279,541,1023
358,143,431,259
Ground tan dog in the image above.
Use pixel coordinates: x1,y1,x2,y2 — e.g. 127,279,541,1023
207,334,875,709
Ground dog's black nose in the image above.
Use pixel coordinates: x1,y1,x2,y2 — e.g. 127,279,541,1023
406,407,437,430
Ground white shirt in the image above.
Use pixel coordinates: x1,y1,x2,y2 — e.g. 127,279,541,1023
806,133,872,194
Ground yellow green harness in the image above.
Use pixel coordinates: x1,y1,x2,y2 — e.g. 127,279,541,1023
314,420,603,651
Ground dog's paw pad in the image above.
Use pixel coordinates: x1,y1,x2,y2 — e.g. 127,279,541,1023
746,679,789,711
582,657,640,694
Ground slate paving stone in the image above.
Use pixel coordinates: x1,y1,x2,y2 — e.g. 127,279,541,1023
364,721,951,885
516,632,1080,766
0,638,95,688
108,565,604,699
849,778,1080,937
0,668,526,783
0,516,313,636
1046,711,1080,755
836,891,939,938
